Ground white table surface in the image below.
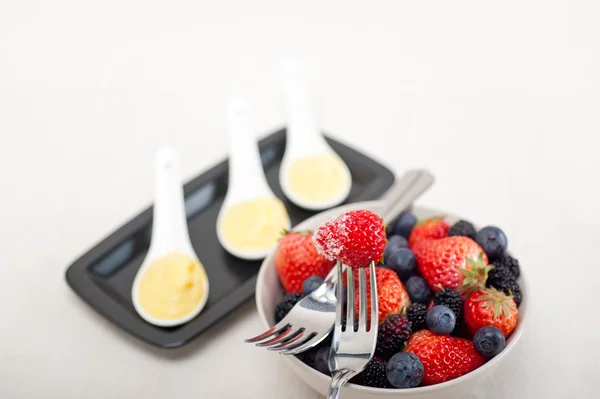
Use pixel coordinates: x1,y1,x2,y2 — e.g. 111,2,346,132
1,1,599,398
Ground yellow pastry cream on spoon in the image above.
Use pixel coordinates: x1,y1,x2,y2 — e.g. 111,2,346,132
219,196,289,254
137,252,208,320
221,197,289,252
286,152,348,203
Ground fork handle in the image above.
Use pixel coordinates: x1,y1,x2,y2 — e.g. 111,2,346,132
327,369,353,399
380,169,434,224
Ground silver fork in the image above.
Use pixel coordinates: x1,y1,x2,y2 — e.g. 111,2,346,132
327,261,378,399
245,169,434,355
245,270,337,355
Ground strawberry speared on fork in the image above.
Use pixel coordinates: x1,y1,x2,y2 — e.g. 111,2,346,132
313,209,387,268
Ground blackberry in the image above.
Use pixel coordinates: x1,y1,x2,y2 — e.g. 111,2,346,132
376,314,412,359
487,264,514,290
406,303,427,331
506,280,522,307
351,358,389,388
493,254,520,279
488,278,522,307
448,220,476,239
433,288,463,319
274,293,304,323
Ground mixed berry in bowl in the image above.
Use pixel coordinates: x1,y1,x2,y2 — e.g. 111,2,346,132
271,209,523,389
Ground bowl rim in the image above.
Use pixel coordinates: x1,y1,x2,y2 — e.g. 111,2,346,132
255,200,530,395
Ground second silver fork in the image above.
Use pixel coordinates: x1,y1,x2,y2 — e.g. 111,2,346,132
327,261,378,399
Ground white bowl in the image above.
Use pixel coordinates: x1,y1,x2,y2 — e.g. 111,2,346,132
255,200,529,399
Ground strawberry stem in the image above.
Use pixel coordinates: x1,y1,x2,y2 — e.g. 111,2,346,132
473,287,516,320
458,252,493,296
434,284,446,292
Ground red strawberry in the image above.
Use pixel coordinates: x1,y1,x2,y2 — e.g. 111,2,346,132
275,231,335,293
413,236,488,291
354,267,410,324
464,288,518,338
405,330,486,386
313,210,386,268
408,217,449,248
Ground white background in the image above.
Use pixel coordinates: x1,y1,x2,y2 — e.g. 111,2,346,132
1,0,599,398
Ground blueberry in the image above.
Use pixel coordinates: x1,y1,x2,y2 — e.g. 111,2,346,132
386,352,424,388
473,326,505,358
426,305,456,335
383,235,408,263
302,276,325,295
475,226,508,260
405,276,432,303
392,211,417,238
386,248,416,281
313,347,331,375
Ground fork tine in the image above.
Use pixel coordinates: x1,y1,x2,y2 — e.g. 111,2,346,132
279,332,322,355
358,266,367,330
346,265,355,331
267,328,305,351
245,322,291,343
368,261,378,332
277,332,317,354
334,261,343,330
254,326,293,347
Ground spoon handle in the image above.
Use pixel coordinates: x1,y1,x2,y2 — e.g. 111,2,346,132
283,58,329,156
226,96,272,201
380,169,435,224
151,148,194,256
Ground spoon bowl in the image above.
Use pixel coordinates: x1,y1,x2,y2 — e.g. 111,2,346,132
279,59,352,211
131,147,209,327
216,96,291,261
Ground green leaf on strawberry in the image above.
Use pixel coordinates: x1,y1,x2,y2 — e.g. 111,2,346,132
472,288,517,319
458,252,493,296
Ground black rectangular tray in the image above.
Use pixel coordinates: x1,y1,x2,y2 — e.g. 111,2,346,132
65,129,395,348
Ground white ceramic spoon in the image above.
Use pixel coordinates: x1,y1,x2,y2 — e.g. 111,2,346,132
131,147,209,327
279,59,352,211
216,96,291,260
